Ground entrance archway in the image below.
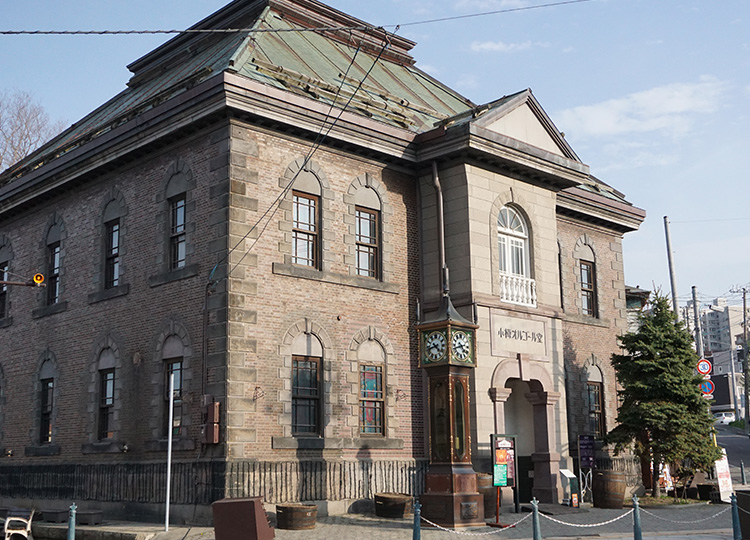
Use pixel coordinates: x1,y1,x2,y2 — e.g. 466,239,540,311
490,354,561,503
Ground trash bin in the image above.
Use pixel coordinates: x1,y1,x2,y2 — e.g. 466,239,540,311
213,497,274,540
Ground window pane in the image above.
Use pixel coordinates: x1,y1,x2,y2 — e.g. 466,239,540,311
40,378,54,443
359,365,384,434
0,262,7,319
293,356,320,434
165,360,183,437
510,239,524,275
498,236,507,273
292,193,318,267
47,243,61,305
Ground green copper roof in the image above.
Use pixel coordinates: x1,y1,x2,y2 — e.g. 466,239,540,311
1,0,475,183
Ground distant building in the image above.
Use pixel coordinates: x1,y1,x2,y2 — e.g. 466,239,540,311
684,298,748,355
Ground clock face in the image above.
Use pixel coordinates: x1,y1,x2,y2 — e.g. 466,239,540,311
424,331,447,361
452,330,471,361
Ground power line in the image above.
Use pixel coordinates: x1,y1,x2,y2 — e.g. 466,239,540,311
0,0,597,36
208,29,395,284
396,0,595,27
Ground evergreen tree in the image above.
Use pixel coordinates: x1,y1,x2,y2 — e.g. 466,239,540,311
607,292,721,497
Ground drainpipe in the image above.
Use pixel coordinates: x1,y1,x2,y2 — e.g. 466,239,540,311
431,161,449,298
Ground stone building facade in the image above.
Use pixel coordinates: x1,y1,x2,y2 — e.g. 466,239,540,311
0,0,644,523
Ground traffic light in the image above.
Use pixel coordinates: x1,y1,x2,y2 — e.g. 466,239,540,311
33,273,44,285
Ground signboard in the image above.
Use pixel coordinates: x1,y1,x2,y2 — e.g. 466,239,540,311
490,314,546,356
700,380,715,395
578,435,595,469
697,359,712,375
715,448,733,503
492,435,516,488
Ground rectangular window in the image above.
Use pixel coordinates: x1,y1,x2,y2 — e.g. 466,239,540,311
359,365,384,435
588,382,604,438
510,238,525,275
40,378,54,443
355,207,379,278
0,261,8,319
292,192,318,268
105,220,120,288
165,359,184,437
581,261,597,317
292,356,320,435
170,196,186,270
98,369,115,440
46,242,61,305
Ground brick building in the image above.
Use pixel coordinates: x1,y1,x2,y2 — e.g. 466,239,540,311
0,0,644,523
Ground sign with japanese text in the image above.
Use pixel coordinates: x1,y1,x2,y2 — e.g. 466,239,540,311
492,435,516,487
490,313,546,356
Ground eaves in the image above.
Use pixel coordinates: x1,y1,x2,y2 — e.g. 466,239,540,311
0,72,425,218
414,123,590,191
0,75,229,219
556,186,646,233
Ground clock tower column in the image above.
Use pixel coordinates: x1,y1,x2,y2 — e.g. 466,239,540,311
417,295,485,528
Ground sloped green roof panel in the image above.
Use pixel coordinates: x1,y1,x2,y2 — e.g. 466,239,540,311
1,0,474,183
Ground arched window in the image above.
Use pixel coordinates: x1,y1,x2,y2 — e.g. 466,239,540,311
497,206,529,277
496,206,536,307
587,365,604,438
291,332,323,435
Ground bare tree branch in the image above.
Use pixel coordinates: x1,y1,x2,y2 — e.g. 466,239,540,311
0,90,65,172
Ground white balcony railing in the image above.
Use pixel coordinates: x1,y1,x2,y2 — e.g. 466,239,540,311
499,274,537,307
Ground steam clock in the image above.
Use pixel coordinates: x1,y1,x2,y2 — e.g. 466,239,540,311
417,295,485,528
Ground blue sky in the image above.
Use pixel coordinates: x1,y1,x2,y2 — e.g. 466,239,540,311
2,0,748,308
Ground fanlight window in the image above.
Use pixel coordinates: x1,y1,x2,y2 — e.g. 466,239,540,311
497,207,528,277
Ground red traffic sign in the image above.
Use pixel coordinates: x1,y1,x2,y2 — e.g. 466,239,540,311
700,380,715,395
697,359,712,375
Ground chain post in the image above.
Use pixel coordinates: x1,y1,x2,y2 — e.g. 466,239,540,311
732,494,742,540
632,495,642,540
742,460,747,485
67,502,77,540
532,497,541,540
412,499,421,540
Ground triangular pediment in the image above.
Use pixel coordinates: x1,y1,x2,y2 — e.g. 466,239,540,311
471,89,579,161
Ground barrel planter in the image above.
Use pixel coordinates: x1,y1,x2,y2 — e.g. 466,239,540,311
592,470,626,509
276,503,317,530
374,493,413,518
476,473,497,519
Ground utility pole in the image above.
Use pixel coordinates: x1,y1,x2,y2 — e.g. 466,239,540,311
664,216,679,318
692,286,704,358
744,289,749,437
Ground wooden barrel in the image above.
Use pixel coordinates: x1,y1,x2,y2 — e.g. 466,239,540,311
476,473,497,519
374,493,413,518
276,504,317,530
592,470,626,509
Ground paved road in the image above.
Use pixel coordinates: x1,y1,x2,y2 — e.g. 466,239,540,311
716,424,750,485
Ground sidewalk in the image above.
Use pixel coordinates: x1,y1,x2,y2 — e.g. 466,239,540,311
31,501,737,540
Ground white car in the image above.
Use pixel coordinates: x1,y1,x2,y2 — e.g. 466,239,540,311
714,412,736,425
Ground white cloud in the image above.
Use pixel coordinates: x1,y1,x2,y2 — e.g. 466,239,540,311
556,76,726,139
470,40,534,53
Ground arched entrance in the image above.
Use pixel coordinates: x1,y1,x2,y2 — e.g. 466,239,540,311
489,354,561,503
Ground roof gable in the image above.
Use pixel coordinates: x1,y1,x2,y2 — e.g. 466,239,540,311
471,89,579,161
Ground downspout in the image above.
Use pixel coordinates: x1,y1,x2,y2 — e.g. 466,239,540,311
432,161,449,298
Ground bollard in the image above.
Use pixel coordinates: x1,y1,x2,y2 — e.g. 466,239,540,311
67,502,77,540
531,498,541,540
412,499,421,540
742,461,747,485
632,495,642,540
732,494,742,540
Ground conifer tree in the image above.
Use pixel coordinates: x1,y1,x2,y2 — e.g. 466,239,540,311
607,292,721,497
